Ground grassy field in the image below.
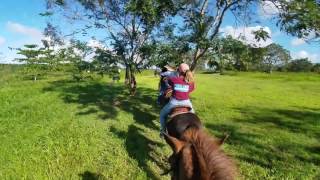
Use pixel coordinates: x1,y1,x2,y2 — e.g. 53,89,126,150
0,67,319,179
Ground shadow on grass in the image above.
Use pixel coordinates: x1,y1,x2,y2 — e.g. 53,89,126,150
207,106,320,170
43,79,158,128
79,171,105,180
206,123,275,169
43,79,164,178
110,125,166,179
200,71,219,74
234,106,320,139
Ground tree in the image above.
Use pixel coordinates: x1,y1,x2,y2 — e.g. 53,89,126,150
92,48,119,77
207,37,235,74
312,63,320,73
46,0,175,94
206,36,252,73
148,39,191,68
173,0,256,71
172,0,320,70
45,0,320,76
65,40,93,81
253,28,271,42
220,36,250,71
287,58,313,72
263,43,290,73
16,44,47,81
274,0,320,41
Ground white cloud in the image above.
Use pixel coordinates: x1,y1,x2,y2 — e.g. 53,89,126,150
87,39,104,49
220,26,273,47
6,21,43,39
291,38,305,46
292,50,319,63
0,36,5,46
259,1,280,19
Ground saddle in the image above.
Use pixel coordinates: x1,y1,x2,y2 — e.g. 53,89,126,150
169,106,192,118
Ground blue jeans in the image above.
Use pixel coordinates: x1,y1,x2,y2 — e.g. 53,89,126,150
160,98,194,131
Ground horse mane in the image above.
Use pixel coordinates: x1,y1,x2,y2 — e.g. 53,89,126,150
181,127,237,180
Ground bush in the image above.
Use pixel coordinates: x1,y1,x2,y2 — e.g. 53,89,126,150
312,63,320,73
287,58,313,72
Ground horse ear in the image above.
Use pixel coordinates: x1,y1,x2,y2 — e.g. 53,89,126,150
163,133,186,153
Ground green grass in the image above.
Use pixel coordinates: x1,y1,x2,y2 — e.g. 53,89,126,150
0,69,319,179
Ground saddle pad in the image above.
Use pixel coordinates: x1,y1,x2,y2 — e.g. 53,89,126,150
169,107,191,118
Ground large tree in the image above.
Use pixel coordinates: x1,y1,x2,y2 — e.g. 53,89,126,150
173,0,256,71
46,0,175,94
263,43,290,73
273,0,320,41
167,0,320,70
92,48,119,77
46,0,320,76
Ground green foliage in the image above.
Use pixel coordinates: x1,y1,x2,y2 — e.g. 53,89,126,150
287,58,314,72
92,48,119,77
263,43,290,73
148,40,189,68
46,0,178,90
207,36,262,72
252,28,271,42
16,44,48,81
312,63,320,73
277,0,320,40
43,22,64,47
126,0,176,29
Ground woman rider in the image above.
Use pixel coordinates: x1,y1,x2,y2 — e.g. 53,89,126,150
159,63,195,135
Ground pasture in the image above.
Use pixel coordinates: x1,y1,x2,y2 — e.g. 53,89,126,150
0,67,319,179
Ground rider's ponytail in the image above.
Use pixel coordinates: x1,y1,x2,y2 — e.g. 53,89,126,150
184,70,194,83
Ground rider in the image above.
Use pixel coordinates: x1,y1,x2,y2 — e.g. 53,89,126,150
159,63,195,135
157,65,176,104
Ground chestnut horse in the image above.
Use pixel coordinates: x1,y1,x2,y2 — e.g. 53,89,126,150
158,77,237,179
163,113,237,180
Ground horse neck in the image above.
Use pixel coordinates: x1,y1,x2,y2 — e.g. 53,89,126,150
182,128,237,180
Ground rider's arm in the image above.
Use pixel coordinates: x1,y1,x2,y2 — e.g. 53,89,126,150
160,71,177,77
188,82,195,93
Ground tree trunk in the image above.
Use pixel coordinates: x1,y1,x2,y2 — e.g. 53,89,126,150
125,66,130,85
190,48,201,72
190,0,209,72
34,75,37,81
268,65,273,74
129,66,137,96
219,66,224,75
219,58,224,75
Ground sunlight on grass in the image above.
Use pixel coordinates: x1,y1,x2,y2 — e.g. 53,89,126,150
0,69,319,179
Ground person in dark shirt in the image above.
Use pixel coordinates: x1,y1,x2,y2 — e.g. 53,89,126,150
159,63,195,135
157,65,176,104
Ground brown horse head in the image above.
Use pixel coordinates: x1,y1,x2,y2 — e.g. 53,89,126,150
163,127,237,180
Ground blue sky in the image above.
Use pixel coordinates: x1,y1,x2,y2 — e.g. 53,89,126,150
0,0,319,63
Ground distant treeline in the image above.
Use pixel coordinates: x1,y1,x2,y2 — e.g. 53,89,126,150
190,36,320,74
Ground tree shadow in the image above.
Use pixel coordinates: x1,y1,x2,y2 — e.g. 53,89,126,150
43,79,159,129
206,123,276,169
206,106,320,170
110,125,167,179
200,71,219,74
234,106,320,139
43,79,166,178
79,171,105,180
